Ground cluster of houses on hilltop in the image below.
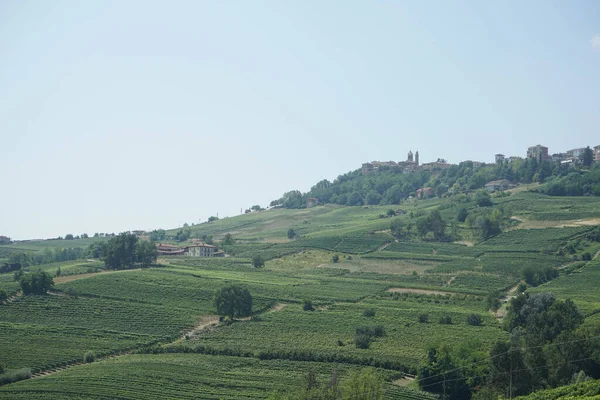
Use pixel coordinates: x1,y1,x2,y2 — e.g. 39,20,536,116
362,151,452,175
365,144,600,178
496,144,600,166
156,242,225,257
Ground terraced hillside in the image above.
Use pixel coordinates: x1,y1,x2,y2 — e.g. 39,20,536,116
1,191,600,399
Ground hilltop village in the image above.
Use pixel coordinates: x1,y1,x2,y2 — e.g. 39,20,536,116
362,144,600,176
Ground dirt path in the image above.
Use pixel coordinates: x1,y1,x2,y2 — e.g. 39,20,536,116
446,276,456,285
510,216,600,230
54,269,141,284
387,288,453,296
495,281,522,320
175,315,221,343
455,241,474,247
377,242,392,252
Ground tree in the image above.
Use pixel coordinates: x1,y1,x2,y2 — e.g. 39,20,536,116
252,255,265,268
222,233,235,245
582,146,594,167
102,232,138,270
251,205,263,211
149,229,166,242
136,241,157,266
287,229,296,240
81,233,89,239
467,314,483,326
174,228,191,242
476,191,493,207
302,299,314,311
390,218,407,238
213,284,252,320
19,270,54,295
341,367,384,400
65,234,74,240
208,216,219,222
0,289,7,303
428,209,446,240
332,254,340,263
457,207,468,222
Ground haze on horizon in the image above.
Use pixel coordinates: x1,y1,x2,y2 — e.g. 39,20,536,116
1,0,599,240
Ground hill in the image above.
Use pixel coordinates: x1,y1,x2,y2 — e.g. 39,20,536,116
1,188,600,399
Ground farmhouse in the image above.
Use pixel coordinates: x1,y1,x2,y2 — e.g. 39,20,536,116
156,243,185,256
186,243,217,257
485,179,512,192
416,187,433,198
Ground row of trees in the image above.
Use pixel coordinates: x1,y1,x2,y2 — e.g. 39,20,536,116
417,292,600,399
102,233,157,270
266,367,384,400
3,247,89,271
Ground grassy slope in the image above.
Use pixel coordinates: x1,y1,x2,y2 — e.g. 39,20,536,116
1,191,600,397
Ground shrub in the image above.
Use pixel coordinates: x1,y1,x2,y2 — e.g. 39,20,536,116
252,255,265,268
363,308,376,317
467,314,483,326
355,334,371,349
387,209,396,217
418,314,429,323
332,254,340,263
439,315,452,324
303,299,315,311
517,282,527,293
0,368,32,385
457,207,468,222
0,289,7,303
356,325,385,337
83,351,96,363
582,252,592,261
337,339,344,346
65,287,78,297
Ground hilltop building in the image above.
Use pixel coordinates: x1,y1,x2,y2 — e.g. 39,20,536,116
594,145,600,162
485,179,513,192
306,198,319,208
420,159,451,171
495,154,505,164
361,150,419,175
416,187,433,198
527,145,549,161
566,148,585,159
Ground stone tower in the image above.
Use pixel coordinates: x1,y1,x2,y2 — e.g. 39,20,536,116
415,151,419,166
407,151,413,163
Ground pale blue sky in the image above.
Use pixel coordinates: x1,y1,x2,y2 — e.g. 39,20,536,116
1,1,599,239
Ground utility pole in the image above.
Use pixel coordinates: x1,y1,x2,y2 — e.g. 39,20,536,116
509,347,513,400
443,372,446,400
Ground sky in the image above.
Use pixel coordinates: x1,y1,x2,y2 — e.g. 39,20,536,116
1,0,599,239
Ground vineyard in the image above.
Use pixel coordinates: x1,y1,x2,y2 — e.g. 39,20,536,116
0,354,435,399
1,191,600,398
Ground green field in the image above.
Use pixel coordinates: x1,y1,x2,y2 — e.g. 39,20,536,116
1,191,600,398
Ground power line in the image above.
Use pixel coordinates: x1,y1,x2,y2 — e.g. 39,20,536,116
416,332,600,385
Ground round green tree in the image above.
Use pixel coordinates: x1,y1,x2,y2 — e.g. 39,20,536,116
213,284,252,320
